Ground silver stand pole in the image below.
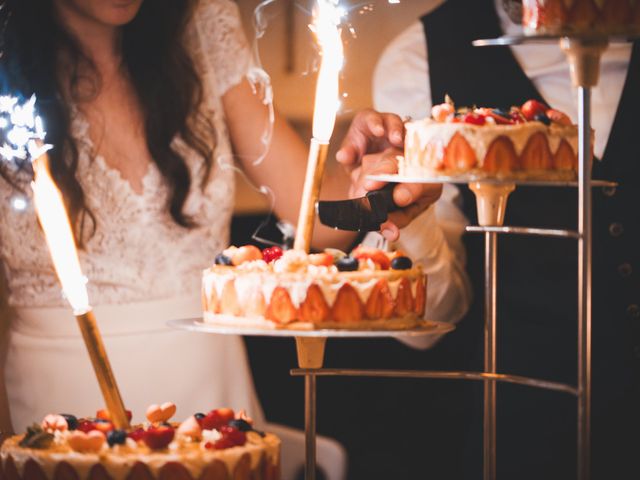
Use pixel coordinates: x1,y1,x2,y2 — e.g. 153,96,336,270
561,37,606,480
295,336,326,480
305,373,317,480
577,85,592,480
484,231,498,480
469,181,514,480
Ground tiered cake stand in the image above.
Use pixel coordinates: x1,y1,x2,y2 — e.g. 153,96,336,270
170,33,634,480
366,32,624,480
467,32,630,480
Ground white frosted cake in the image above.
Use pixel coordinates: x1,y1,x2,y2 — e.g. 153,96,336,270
402,98,581,180
0,406,280,480
202,246,427,329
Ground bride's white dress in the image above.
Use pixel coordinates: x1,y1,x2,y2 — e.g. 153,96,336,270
0,0,264,432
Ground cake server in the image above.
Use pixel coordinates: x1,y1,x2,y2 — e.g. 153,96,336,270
316,184,399,231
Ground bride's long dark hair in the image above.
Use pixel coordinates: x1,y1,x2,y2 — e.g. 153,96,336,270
0,0,215,244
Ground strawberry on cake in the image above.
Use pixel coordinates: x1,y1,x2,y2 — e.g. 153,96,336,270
201,245,427,330
522,0,640,36
0,405,280,480
402,97,581,180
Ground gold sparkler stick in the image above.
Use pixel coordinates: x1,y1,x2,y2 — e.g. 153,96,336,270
294,139,330,252
74,310,129,429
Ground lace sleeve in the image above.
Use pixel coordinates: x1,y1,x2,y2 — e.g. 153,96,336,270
190,0,252,96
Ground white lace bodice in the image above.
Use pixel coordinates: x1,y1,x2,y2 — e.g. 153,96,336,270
0,0,251,308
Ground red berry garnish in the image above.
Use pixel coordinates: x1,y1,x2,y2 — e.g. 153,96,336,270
351,246,391,270
201,408,234,431
262,246,283,263
461,113,486,125
220,425,247,446
520,99,548,121
77,420,96,433
128,428,146,442
201,411,225,431
142,425,175,450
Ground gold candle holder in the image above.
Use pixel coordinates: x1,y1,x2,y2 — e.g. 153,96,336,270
293,139,330,252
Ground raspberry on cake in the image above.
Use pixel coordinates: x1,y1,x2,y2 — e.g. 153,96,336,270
0,405,280,480
202,246,427,330
402,97,582,180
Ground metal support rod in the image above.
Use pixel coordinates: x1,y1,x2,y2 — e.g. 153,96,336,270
465,225,581,239
291,369,579,396
577,86,592,480
295,337,325,480
305,373,317,480
484,231,498,480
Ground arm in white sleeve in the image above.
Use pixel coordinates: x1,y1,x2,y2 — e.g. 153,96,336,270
393,184,472,349
372,20,472,349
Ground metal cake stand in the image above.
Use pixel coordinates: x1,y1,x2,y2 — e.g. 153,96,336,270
368,173,616,188
167,318,454,338
466,32,634,480
166,32,635,480
359,31,634,480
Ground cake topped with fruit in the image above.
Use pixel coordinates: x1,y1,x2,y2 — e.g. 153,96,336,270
202,244,426,329
522,0,640,36
0,404,280,480
403,97,581,180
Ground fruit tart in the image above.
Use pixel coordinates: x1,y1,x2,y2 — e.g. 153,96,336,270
402,97,584,180
0,405,280,480
201,245,427,330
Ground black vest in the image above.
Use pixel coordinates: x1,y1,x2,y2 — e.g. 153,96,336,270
423,1,640,478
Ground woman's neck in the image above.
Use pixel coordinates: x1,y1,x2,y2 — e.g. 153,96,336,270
54,3,121,70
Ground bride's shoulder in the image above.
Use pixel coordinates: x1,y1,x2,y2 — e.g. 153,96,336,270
187,0,247,50
190,0,243,26
185,0,251,95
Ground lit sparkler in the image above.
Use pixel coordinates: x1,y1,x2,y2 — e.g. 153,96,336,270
0,94,130,429
293,0,345,251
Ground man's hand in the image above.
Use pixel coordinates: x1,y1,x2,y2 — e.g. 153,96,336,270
336,109,405,167
337,110,442,241
347,148,442,241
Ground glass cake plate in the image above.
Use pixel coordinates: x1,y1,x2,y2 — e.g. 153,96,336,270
167,317,454,338
473,32,640,47
367,173,617,188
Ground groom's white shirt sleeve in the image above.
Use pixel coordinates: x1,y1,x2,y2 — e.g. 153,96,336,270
368,18,472,349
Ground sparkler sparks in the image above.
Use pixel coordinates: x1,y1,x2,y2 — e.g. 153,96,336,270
293,0,346,251
309,0,345,143
0,94,89,313
0,94,51,162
